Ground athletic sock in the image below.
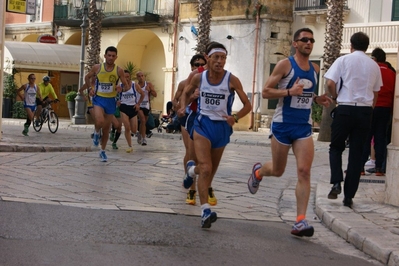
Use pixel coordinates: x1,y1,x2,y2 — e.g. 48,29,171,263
255,169,262,180
296,215,306,223
114,132,121,143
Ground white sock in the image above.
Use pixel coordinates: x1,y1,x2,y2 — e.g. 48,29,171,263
188,165,196,177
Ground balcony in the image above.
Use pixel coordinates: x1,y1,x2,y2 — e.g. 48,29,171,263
294,0,349,24
342,22,399,53
54,0,174,27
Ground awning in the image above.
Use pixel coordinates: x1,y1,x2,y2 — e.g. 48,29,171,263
3,41,81,72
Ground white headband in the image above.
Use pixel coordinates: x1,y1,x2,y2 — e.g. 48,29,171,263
208,48,227,56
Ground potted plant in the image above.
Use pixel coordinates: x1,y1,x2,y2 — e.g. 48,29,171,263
66,90,77,119
311,103,323,131
3,73,18,118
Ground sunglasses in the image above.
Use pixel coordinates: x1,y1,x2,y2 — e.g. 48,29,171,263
194,63,205,67
295,37,315,43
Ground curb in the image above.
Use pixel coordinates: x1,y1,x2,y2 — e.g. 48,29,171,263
316,180,399,265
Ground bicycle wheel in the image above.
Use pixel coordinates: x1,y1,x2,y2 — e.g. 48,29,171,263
32,118,43,132
48,111,59,133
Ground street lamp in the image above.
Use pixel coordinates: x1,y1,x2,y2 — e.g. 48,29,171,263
72,0,106,124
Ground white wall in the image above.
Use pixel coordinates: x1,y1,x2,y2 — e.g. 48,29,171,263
176,20,267,112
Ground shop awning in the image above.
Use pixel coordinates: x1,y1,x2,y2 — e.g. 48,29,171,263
3,41,81,72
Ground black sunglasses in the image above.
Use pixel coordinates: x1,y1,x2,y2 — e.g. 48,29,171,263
194,63,205,67
295,37,315,43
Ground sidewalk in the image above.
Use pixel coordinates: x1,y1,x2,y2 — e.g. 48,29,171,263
0,118,399,265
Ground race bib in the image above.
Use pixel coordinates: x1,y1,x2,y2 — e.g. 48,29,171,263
290,92,313,109
201,92,225,111
97,83,113,93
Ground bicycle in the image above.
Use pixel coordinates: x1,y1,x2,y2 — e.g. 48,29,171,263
33,99,59,133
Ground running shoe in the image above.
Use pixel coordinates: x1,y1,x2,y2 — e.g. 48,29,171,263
22,129,29,136
126,146,133,153
201,208,217,228
146,132,153,138
110,131,115,142
99,150,107,162
137,134,142,145
185,190,196,205
365,159,375,167
183,160,195,189
248,163,262,194
291,219,314,237
208,187,217,206
93,132,100,147
141,138,147,146
112,143,118,149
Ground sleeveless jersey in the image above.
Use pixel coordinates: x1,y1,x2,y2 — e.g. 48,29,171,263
24,84,37,106
139,81,150,109
120,82,138,106
198,70,235,121
190,66,204,112
272,56,317,125
94,63,119,98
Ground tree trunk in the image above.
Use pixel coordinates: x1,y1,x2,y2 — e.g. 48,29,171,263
317,0,345,142
86,0,103,71
196,0,212,54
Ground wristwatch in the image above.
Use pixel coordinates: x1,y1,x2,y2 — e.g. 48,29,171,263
233,114,239,123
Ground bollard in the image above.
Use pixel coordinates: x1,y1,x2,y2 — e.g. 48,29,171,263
72,94,87,124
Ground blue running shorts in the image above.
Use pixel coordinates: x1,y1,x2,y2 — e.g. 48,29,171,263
192,114,232,148
185,111,196,139
24,105,36,112
270,122,312,146
92,96,116,115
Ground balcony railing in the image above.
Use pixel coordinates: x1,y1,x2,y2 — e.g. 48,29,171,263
294,0,348,11
54,0,174,20
342,22,399,53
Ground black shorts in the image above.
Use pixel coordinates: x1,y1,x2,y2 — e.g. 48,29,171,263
36,96,49,106
120,104,139,119
140,107,150,116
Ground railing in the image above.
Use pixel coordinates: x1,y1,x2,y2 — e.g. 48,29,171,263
54,0,174,20
294,0,348,11
342,22,399,52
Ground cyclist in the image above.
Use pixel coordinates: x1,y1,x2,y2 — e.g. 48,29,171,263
35,76,59,127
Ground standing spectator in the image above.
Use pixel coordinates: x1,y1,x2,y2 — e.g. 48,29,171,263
361,48,395,176
325,32,382,208
136,71,157,146
247,28,332,237
35,76,59,127
17,74,42,136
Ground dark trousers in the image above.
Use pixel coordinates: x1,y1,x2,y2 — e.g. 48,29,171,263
329,105,373,199
361,107,392,169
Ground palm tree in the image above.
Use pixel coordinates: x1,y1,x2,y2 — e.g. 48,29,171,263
85,0,103,71
196,0,212,54
317,0,345,142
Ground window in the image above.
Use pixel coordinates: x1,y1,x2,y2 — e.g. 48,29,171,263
392,0,399,21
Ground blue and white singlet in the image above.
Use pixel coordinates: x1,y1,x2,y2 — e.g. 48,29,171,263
198,70,235,121
119,82,138,106
272,56,317,125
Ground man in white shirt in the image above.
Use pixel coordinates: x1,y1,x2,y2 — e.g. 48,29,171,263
324,32,382,208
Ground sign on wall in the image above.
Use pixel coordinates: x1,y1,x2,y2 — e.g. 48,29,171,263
6,0,36,15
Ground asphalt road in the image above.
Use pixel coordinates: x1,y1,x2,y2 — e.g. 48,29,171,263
0,201,378,266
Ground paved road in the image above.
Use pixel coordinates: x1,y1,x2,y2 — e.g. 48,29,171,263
1,119,398,265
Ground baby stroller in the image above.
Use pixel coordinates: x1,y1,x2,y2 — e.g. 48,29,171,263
157,101,181,133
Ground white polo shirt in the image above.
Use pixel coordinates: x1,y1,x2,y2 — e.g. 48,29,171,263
324,50,382,106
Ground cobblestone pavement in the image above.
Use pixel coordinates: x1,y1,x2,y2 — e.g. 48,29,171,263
0,119,398,265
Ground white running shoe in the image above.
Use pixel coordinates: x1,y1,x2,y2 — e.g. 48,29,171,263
365,159,375,167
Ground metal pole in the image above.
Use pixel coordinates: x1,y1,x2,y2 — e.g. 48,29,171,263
72,0,88,124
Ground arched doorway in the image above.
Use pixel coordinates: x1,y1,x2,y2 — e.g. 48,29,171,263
116,29,165,113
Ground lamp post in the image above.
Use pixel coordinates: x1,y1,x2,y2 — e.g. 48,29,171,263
72,0,105,124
